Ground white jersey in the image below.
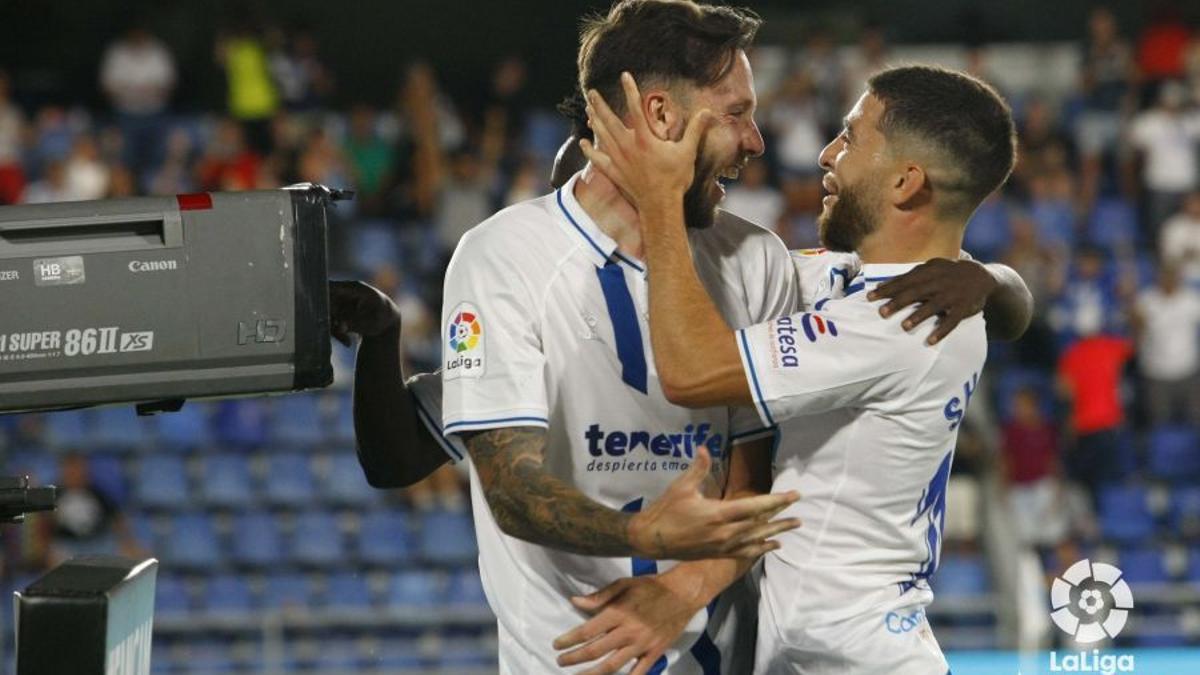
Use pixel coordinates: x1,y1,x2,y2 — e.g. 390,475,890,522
414,172,798,674
734,263,987,645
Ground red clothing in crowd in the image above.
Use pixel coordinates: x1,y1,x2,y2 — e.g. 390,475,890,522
1003,421,1058,484
1057,335,1134,434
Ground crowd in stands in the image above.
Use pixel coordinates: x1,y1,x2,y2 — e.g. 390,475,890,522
0,5,1199,660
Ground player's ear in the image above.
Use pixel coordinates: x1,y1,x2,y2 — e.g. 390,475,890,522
643,89,675,141
892,163,930,210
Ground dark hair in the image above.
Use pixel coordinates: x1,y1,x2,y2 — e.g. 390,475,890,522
866,65,1017,219
556,92,592,140
577,0,761,115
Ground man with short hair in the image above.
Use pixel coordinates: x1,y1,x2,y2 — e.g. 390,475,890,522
578,63,1018,673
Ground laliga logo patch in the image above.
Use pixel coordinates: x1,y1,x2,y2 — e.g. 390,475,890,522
445,302,484,380
1050,559,1133,643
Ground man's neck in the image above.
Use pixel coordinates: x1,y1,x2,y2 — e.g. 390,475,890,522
856,219,962,265
573,166,645,261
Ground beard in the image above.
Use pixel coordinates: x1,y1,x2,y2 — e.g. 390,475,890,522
682,136,722,230
817,179,880,252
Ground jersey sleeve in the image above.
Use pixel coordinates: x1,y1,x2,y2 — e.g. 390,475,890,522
440,230,550,437
407,371,466,463
734,297,923,426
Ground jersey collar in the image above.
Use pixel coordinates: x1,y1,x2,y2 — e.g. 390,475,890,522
856,262,921,285
555,172,646,274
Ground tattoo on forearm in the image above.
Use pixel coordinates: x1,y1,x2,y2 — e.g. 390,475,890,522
464,428,634,557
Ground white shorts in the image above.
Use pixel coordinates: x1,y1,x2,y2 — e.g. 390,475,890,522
754,600,949,675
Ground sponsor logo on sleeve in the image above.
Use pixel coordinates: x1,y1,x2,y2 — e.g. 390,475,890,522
444,302,484,380
767,313,838,369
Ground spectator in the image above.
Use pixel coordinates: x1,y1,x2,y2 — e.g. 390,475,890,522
1132,263,1200,426
147,127,196,195
841,22,889,111
722,160,784,232
1001,388,1067,548
433,146,496,258
268,27,335,113
763,69,823,177
1160,191,1200,286
1048,244,1128,342
1128,80,1200,235
774,175,822,249
50,454,143,564
194,118,260,191
99,25,176,176
1013,98,1075,195
0,70,26,204
1075,7,1136,208
297,127,350,189
215,23,280,154
1134,5,1192,90
23,160,73,204
344,105,395,214
62,135,110,201
1056,332,1134,506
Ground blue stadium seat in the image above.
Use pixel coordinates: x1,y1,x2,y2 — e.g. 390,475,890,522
213,399,270,448
291,510,345,567
323,452,375,506
325,571,374,610
445,568,488,608
183,640,238,673
44,410,91,449
1029,198,1075,248
262,573,313,611
329,392,356,444
387,570,442,608
91,407,152,450
155,403,214,450
230,513,284,568
1119,547,1170,585
88,453,128,505
931,554,990,597
311,638,362,670
1172,487,1200,535
437,638,495,669
359,509,413,566
155,575,191,619
418,509,477,566
7,451,60,486
964,197,1011,259
348,221,402,272
1087,198,1137,250
134,455,190,509
1147,427,1200,482
202,574,255,614
162,513,221,569
126,511,157,551
1098,486,1155,542
199,453,255,508
271,394,325,446
1189,548,1200,582
263,453,315,507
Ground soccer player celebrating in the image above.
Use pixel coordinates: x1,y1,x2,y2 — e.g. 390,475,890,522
579,65,1017,673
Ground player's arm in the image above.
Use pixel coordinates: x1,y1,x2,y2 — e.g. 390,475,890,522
463,427,796,560
330,280,449,487
553,437,776,674
868,257,1034,344
582,74,750,408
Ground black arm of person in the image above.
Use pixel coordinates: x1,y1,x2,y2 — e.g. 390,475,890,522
330,280,448,488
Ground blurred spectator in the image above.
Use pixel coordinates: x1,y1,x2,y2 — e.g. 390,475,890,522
1048,245,1128,341
1013,98,1075,194
1128,80,1200,234
50,454,142,563
763,69,823,177
841,22,889,111
63,135,110,201
484,56,531,153
1056,332,1134,505
1076,7,1136,207
1160,190,1200,285
99,25,176,176
799,32,844,134
23,160,73,204
1132,263,1200,427
268,27,335,112
723,160,784,231
344,105,395,214
503,157,542,206
194,118,261,191
774,175,822,249
297,127,350,189
216,24,279,154
147,127,196,195
434,146,497,258
0,70,26,204
1134,5,1192,90
1001,388,1067,548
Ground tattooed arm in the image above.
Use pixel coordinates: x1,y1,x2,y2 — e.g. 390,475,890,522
462,427,800,560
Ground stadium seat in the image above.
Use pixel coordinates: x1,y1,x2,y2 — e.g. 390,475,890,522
91,406,152,450
1028,198,1075,248
1087,198,1137,250
270,394,325,446
311,638,362,671
387,570,443,608
1172,487,1200,536
325,571,374,611
262,573,313,611
931,554,990,597
359,509,414,566
179,641,237,674
44,409,91,449
963,197,1011,259
199,453,255,507
154,575,191,619
323,452,376,506
290,510,345,567
155,402,214,450
1118,547,1169,585
202,574,255,614
212,399,270,448
329,392,356,444
87,453,128,505
1098,485,1155,542
7,451,59,486
263,453,315,507
445,568,488,609
437,638,495,669
1147,427,1200,482
162,513,221,569
418,509,477,566
134,455,190,509
230,513,285,568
